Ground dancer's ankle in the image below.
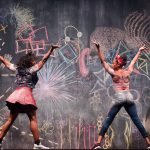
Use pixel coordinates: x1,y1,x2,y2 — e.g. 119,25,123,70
34,139,40,145
145,137,150,145
97,135,103,144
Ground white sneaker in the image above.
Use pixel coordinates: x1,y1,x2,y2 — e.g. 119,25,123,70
33,142,49,149
147,146,150,149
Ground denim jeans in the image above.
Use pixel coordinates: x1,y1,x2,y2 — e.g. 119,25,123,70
99,91,148,138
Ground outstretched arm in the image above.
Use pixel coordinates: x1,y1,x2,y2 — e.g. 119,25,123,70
0,55,16,71
128,45,146,73
94,42,115,75
30,45,59,73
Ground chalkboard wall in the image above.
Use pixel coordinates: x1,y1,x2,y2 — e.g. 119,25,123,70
0,0,150,149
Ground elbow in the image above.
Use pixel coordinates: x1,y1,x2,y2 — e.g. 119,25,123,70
41,57,47,63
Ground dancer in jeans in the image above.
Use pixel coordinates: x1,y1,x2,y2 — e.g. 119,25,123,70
92,42,150,149
0,44,59,149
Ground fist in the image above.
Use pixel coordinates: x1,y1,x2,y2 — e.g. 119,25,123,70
139,45,146,52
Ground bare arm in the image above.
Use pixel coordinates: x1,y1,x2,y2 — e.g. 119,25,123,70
94,43,115,75
128,45,145,73
0,55,16,71
30,45,59,72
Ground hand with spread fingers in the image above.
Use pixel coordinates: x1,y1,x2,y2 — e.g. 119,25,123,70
51,44,60,50
92,40,100,49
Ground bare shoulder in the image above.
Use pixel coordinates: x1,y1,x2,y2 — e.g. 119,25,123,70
28,64,39,73
125,68,132,75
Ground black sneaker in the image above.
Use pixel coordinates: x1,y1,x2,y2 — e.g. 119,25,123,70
92,143,101,149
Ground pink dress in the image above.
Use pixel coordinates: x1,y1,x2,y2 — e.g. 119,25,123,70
6,64,39,113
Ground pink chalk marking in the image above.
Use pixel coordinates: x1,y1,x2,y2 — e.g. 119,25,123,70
17,24,34,41
93,125,96,144
89,125,92,149
75,124,97,149
88,125,97,149
29,26,49,42
79,48,91,77
83,127,86,149
75,126,79,149
16,39,31,54
30,40,45,51
15,25,54,57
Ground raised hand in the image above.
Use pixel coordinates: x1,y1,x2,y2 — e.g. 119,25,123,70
92,40,100,49
139,45,146,52
51,43,60,50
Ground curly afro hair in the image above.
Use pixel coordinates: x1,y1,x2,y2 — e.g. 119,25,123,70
17,51,37,68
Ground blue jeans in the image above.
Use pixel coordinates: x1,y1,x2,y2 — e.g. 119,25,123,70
99,91,148,138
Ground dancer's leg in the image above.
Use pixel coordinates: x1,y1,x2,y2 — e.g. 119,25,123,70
0,111,18,142
26,110,49,149
124,102,150,146
26,110,40,143
97,103,122,143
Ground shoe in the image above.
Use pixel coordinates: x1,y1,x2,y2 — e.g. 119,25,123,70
92,143,101,149
147,146,150,149
33,142,49,149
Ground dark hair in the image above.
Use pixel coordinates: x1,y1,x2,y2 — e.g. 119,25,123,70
120,54,127,66
17,51,36,68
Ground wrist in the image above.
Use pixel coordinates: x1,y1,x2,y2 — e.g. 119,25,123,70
51,46,56,51
50,48,55,53
48,47,54,53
